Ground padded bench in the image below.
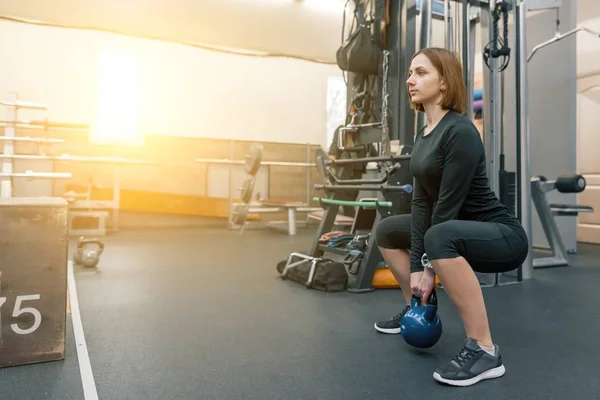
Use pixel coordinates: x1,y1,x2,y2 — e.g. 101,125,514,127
240,199,322,236
307,210,355,226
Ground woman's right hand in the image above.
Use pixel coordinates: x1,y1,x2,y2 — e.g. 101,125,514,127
410,272,423,296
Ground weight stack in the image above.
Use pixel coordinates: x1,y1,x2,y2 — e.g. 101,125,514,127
0,198,69,368
381,147,413,218
499,171,516,216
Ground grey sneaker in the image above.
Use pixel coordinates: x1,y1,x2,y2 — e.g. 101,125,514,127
373,306,410,334
433,338,506,387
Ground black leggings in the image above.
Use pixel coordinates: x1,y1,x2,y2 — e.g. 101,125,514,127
375,214,529,273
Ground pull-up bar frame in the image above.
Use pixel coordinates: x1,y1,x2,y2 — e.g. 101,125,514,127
527,5,600,62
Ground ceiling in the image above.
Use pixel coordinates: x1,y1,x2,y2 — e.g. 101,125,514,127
1,0,600,68
0,0,348,64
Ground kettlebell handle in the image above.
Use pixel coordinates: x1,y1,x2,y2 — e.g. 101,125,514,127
411,289,438,307
415,289,438,322
77,236,105,254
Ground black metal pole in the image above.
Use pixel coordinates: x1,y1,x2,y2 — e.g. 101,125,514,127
325,155,411,165
315,184,412,192
515,2,522,224
462,0,469,88
515,1,523,282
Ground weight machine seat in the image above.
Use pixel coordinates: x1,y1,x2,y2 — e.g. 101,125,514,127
259,198,306,207
308,210,355,226
550,203,594,216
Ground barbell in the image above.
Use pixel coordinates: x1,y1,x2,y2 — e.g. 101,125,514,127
195,142,316,176
0,100,47,110
0,136,64,144
0,119,90,131
0,154,156,164
0,171,72,180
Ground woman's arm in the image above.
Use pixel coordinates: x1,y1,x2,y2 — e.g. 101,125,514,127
431,122,482,225
410,179,433,273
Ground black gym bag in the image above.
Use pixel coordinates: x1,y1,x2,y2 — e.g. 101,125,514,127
335,0,382,76
276,257,348,292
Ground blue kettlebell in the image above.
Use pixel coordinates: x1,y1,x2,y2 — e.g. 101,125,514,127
400,290,442,348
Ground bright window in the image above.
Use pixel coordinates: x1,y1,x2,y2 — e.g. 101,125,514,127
326,75,347,149
92,51,142,145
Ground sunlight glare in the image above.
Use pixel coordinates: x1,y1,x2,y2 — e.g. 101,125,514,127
92,51,141,145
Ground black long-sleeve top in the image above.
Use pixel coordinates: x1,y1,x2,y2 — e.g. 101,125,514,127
409,111,516,273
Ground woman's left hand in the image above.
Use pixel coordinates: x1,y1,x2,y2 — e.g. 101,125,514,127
414,268,436,305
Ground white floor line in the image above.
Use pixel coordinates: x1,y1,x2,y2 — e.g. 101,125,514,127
68,261,99,400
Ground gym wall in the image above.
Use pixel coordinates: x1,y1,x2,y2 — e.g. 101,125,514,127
576,35,600,244
0,19,340,146
577,90,600,244
574,4,600,244
0,19,340,225
502,3,578,251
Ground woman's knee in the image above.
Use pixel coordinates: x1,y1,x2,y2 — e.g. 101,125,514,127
375,214,411,250
424,221,462,260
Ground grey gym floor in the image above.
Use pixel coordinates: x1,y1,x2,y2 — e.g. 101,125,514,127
1,225,600,400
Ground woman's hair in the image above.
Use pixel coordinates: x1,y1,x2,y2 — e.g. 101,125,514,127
408,47,467,115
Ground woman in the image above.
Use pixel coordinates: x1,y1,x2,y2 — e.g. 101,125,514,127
373,47,529,387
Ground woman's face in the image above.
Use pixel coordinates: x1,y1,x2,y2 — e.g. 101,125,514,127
406,53,444,107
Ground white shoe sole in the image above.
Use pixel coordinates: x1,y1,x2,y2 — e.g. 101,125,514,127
433,365,506,387
373,323,401,334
